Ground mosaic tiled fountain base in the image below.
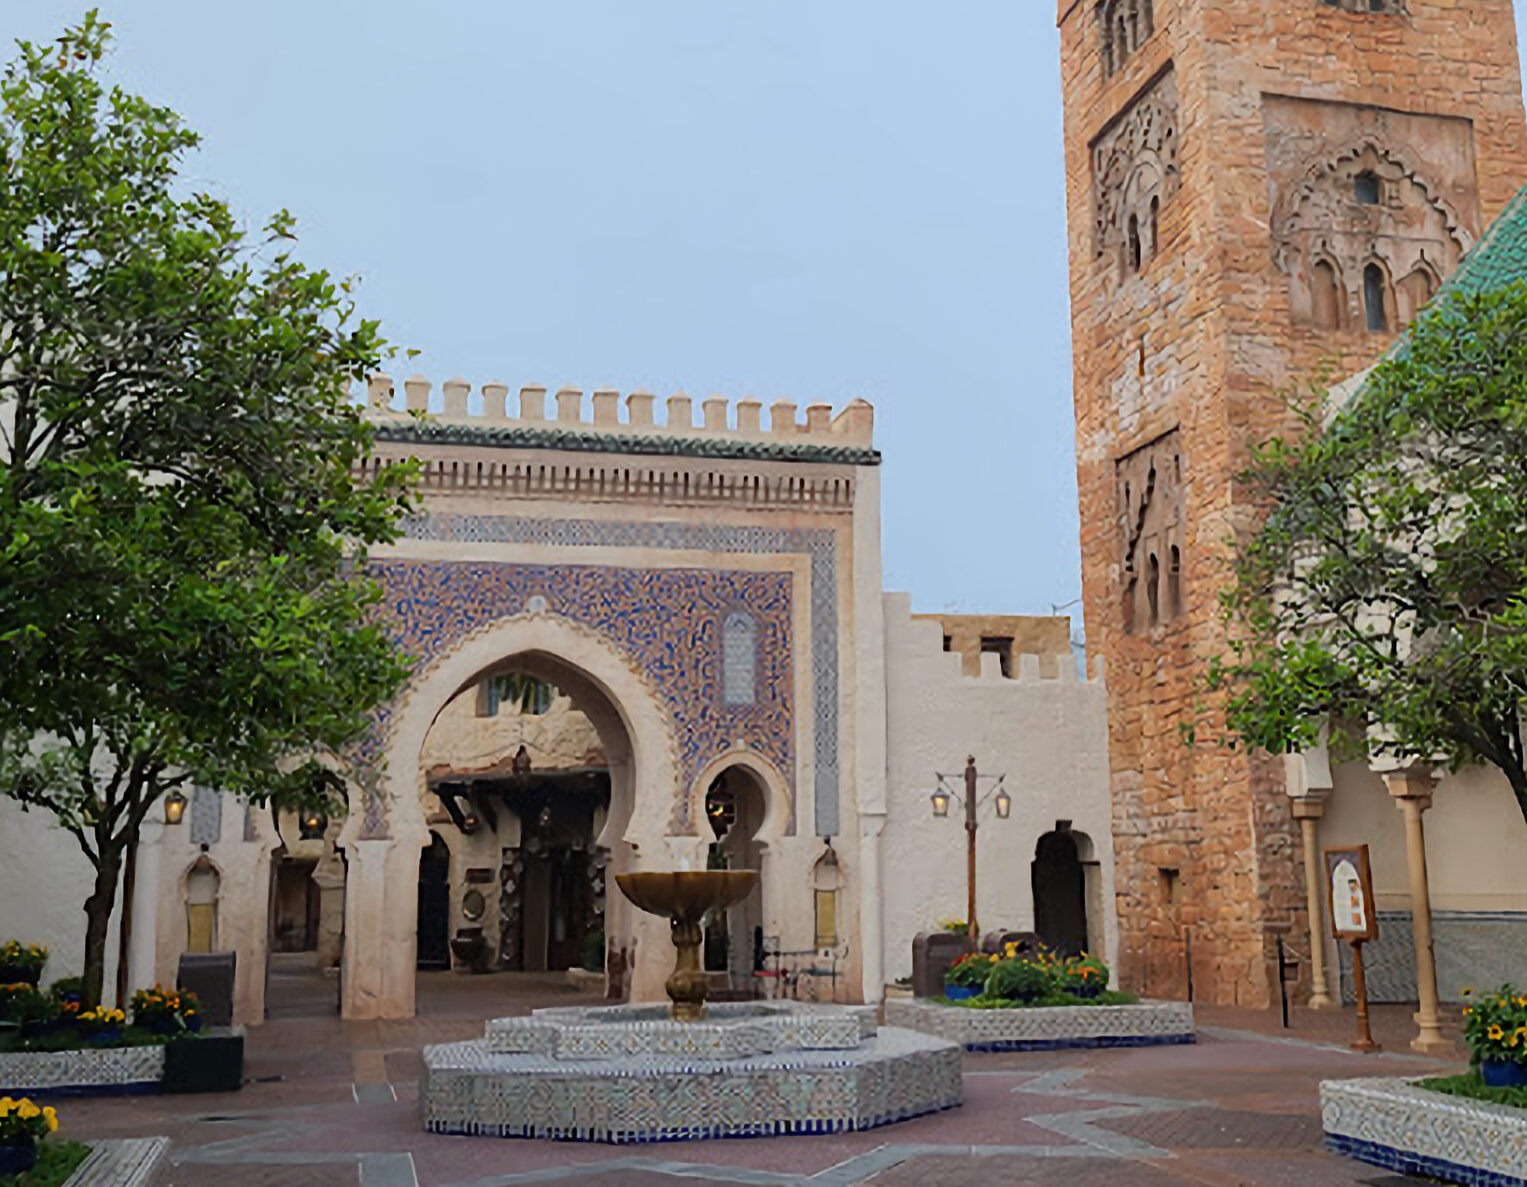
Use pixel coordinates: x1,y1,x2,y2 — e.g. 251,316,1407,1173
422,1001,963,1144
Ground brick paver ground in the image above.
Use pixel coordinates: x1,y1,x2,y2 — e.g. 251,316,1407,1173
41,968,1469,1186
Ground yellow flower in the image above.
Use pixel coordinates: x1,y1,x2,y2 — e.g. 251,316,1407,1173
18,1101,39,1120
42,1106,57,1133
1488,1024,1505,1041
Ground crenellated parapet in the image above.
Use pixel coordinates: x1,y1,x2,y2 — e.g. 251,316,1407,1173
356,376,878,466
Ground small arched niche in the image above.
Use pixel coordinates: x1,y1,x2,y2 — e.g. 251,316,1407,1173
184,857,221,954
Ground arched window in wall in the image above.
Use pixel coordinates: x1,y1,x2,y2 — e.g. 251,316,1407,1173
722,612,758,707
1146,553,1161,626
1363,263,1390,333
1127,213,1142,272
1149,196,1160,257
1397,265,1436,323
1354,171,1381,206
1100,0,1154,76
1168,545,1183,619
1311,259,1345,331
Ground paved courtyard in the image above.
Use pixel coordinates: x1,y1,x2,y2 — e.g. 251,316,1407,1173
53,964,1467,1187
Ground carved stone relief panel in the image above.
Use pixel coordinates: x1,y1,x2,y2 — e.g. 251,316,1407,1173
1116,430,1184,635
1264,97,1479,331
1093,69,1179,276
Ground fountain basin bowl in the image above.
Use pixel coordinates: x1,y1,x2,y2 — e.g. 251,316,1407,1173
614,870,759,922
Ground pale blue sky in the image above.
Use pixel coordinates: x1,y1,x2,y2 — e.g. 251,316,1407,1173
8,5,1527,620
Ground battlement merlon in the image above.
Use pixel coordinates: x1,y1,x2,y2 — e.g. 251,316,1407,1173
356,376,880,466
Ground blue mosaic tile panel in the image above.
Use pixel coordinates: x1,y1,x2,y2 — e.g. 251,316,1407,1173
370,560,794,833
397,513,842,837
0,1045,165,1095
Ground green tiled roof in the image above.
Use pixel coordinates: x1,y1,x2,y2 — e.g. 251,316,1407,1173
372,420,882,466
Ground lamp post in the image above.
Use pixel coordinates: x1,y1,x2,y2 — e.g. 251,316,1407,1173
929,757,1011,943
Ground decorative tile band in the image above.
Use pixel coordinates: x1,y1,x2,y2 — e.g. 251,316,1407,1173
0,1045,165,1094
1325,1134,1527,1187
884,998,1195,1051
1321,1076,1527,1186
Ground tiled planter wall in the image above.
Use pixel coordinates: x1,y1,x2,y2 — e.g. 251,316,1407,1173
0,1045,165,1095
1321,1076,1527,1187
884,998,1195,1052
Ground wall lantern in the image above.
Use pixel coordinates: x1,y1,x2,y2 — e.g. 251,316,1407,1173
164,789,188,826
929,787,951,818
298,810,328,840
994,784,1013,820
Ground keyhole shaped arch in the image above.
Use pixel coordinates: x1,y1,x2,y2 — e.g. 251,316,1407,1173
336,611,688,1019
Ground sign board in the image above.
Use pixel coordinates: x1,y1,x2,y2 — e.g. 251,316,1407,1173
1324,844,1379,942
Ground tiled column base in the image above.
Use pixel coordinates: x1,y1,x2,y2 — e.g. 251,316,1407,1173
884,998,1195,1052
423,1026,962,1144
1321,1077,1527,1187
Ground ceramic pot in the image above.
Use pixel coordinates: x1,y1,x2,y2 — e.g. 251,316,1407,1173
944,983,981,1002
1480,1058,1527,1088
0,1142,38,1175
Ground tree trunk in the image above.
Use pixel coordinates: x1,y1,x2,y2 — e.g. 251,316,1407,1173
81,846,122,1009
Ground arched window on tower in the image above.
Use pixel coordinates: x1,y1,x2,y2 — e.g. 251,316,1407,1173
1147,553,1160,627
1127,213,1142,272
1363,263,1390,333
1149,196,1160,258
1397,266,1436,323
1354,171,1381,206
1168,545,1182,619
1311,259,1345,331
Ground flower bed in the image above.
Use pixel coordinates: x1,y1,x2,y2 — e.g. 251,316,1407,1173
885,997,1195,1052
1321,1076,1527,1187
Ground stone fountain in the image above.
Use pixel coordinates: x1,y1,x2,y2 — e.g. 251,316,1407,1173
422,869,962,1143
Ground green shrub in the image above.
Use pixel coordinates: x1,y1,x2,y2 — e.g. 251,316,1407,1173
984,958,1053,1003
945,953,994,989
581,930,606,973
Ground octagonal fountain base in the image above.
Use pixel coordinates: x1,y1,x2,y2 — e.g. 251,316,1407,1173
422,1001,963,1144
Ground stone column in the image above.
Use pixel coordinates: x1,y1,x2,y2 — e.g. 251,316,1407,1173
1383,767,1450,1055
858,814,886,1003
127,819,165,1001
1290,795,1335,1009
341,835,427,1020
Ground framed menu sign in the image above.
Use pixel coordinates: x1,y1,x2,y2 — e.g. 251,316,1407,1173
1324,845,1379,942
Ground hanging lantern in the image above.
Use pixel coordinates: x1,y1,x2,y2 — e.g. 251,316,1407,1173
163,789,188,826
930,786,951,818
298,809,328,840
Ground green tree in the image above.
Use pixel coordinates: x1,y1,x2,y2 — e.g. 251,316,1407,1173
1212,284,1527,831
0,14,415,1005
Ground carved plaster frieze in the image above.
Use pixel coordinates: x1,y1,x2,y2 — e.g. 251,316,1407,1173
1092,69,1180,262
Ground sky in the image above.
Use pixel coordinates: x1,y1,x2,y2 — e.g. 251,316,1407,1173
8,4,1527,621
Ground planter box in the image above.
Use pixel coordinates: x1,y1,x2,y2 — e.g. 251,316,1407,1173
161,1030,243,1094
1321,1076,1527,1187
0,1044,164,1095
884,997,1195,1052
65,1136,170,1187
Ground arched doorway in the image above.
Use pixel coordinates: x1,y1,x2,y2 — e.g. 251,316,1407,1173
703,767,766,991
417,831,451,971
1032,824,1089,957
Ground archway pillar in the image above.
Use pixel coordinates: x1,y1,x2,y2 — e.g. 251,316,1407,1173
340,833,428,1020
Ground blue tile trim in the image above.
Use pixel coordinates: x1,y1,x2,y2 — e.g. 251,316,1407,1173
425,1098,961,1145
963,1033,1197,1054
0,1081,161,1098
1326,1132,1527,1187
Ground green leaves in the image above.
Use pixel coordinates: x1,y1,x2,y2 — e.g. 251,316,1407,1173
1216,285,1527,825
0,12,419,1000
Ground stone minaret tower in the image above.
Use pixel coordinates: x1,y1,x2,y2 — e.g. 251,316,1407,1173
1058,0,1527,1005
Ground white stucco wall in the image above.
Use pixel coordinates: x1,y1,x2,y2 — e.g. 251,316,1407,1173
879,592,1117,986
0,799,122,1000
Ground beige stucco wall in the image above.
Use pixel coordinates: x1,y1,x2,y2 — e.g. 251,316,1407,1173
421,684,605,777
0,799,123,1000
880,592,1118,986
